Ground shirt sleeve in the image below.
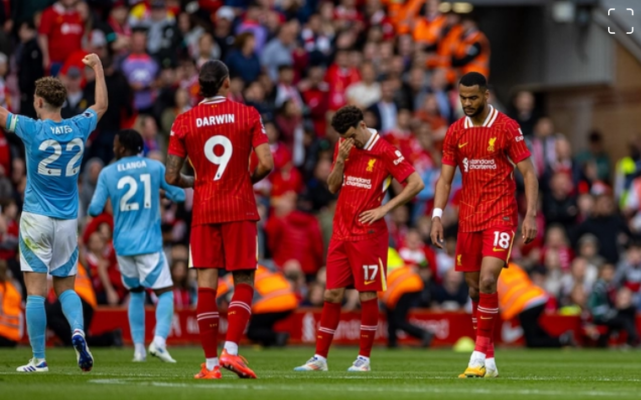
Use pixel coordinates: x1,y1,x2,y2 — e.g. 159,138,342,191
38,9,52,35
250,108,269,149
506,121,531,164
88,170,109,217
168,115,187,158
6,113,36,145
441,125,458,167
71,109,99,139
159,164,186,202
383,143,415,184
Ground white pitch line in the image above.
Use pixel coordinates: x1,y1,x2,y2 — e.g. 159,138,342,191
86,378,641,398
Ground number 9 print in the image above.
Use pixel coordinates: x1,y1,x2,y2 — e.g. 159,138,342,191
204,135,233,180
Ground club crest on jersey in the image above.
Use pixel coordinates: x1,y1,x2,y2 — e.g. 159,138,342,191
457,255,462,266
366,158,376,172
487,137,497,152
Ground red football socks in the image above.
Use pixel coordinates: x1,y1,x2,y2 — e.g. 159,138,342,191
475,292,499,354
358,298,379,358
225,283,254,346
315,301,342,358
472,300,479,338
196,288,219,359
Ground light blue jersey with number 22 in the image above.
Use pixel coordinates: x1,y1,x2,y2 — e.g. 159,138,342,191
6,109,98,220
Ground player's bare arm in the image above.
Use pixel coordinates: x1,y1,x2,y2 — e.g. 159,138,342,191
0,106,8,130
359,172,424,225
83,54,108,120
430,163,456,249
251,143,274,184
517,157,539,244
165,154,195,189
327,138,353,194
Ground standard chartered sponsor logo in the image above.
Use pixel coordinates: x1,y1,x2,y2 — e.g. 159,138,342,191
462,158,497,172
344,175,372,189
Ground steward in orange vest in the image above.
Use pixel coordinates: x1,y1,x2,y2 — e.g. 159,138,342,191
0,260,22,346
498,263,574,348
218,265,297,347
432,12,463,84
380,249,432,348
451,16,490,80
46,262,122,347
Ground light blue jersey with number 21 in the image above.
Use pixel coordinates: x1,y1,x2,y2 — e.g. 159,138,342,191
6,109,98,220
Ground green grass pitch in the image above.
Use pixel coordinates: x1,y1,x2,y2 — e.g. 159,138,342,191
0,347,639,400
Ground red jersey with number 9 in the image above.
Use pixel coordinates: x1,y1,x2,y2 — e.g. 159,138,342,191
168,96,268,225
441,106,531,233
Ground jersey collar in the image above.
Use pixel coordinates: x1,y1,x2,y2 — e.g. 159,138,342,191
199,96,227,105
363,128,380,151
464,105,498,129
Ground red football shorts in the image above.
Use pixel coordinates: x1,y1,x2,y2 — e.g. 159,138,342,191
326,233,388,292
455,226,516,272
189,221,258,271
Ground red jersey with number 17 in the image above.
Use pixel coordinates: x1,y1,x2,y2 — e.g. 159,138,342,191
333,129,415,241
442,106,531,233
168,96,268,226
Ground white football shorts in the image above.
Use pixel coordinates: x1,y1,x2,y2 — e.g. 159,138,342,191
117,251,173,290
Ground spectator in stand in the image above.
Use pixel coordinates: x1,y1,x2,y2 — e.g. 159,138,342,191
235,4,267,56
264,191,324,278
543,172,578,229
212,6,236,61
275,99,305,166
0,200,18,260
573,194,631,264
398,229,437,276
83,54,133,164
299,65,330,137
541,225,574,272
301,13,333,66
275,65,303,109
614,241,641,307
79,158,103,217
160,87,191,139
108,1,132,52
530,117,560,179
305,157,335,212
194,32,219,68
576,131,611,183
559,257,597,307
60,67,85,118
368,78,398,133
0,260,21,347
345,62,381,109
325,48,361,111
131,0,182,68
508,91,539,138
225,32,261,84
38,0,84,76
451,14,490,79
262,20,299,81
431,268,467,310
122,28,159,114
588,263,639,347
17,20,44,119
577,234,606,271
542,137,582,192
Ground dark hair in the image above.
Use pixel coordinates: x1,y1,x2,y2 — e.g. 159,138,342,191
459,72,488,91
234,31,255,50
117,129,144,154
35,77,67,108
21,19,36,31
199,60,229,98
331,105,363,135
589,131,603,143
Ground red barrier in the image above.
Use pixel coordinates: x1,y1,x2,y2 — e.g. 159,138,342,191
84,308,583,346
20,308,639,346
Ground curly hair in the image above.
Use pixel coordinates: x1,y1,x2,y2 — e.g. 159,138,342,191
35,77,67,108
331,105,363,135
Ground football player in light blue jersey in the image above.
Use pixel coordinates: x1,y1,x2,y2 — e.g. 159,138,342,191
0,54,108,373
89,129,185,363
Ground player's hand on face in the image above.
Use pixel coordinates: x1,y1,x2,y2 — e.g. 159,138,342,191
430,218,444,249
337,138,354,162
358,206,386,225
522,214,537,244
82,53,102,69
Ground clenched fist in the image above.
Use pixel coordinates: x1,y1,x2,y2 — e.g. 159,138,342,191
82,53,102,69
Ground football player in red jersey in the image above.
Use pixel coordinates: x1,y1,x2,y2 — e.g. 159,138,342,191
430,72,538,378
294,106,424,372
165,60,274,380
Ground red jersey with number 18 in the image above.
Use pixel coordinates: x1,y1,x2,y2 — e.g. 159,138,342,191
168,96,268,226
442,106,531,233
333,130,415,242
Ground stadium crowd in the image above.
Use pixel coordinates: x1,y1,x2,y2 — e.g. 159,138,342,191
0,0,639,347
